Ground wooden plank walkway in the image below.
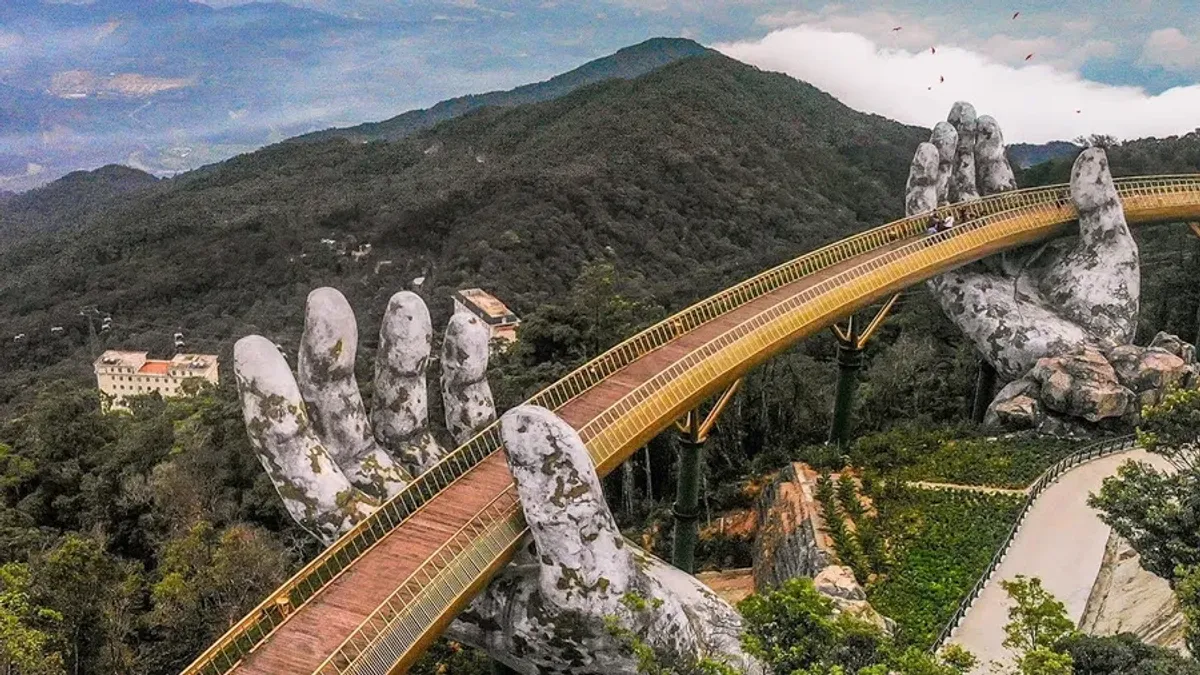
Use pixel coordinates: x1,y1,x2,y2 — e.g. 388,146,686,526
227,241,899,674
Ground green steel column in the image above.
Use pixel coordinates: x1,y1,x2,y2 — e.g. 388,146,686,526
671,435,704,574
827,331,863,448
971,359,998,423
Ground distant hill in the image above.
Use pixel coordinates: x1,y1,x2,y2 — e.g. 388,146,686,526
0,165,158,244
0,51,931,411
1008,141,1082,168
294,37,714,143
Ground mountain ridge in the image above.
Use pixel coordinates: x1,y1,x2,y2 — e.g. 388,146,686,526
0,51,930,411
293,37,715,144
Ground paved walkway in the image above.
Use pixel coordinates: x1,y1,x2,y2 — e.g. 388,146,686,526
946,449,1169,673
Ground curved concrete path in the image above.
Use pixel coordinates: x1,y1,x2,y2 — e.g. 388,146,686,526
946,449,1169,673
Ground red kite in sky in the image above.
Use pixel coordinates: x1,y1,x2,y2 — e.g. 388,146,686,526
1025,53,1034,60
892,26,902,31
1012,11,1020,19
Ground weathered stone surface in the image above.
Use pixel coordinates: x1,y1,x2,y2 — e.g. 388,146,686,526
931,121,957,206
440,312,496,445
235,291,765,674
1028,347,1135,422
234,334,375,544
948,101,980,203
1034,148,1140,348
814,564,866,601
451,405,763,675
987,393,1042,429
372,291,442,475
974,115,1016,195
752,462,834,591
906,142,940,217
1080,532,1188,654
297,288,411,499
1107,344,1189,399
1150,331,1197,364
908,102,1195,431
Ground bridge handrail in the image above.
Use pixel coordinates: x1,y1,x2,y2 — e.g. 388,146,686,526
183,174,1200,675
929,434,1139,652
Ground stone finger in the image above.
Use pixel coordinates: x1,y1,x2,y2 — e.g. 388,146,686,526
499,405,633,611
1036,147,1139,344
440,311,496,445
298,287,411,499
974,115,1017,196
373,291,443,475
948,101,981,202
234,335,375,544
930,121,957,206
905,142,940,216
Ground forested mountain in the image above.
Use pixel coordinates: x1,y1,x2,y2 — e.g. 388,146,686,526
1007,141,1081,168
0,165,158,244
0,51,931,412
296,37,714,144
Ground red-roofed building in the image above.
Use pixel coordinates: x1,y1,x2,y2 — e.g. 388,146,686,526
94,350,219,411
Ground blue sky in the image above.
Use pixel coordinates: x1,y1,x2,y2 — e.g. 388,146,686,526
1,0,1198,189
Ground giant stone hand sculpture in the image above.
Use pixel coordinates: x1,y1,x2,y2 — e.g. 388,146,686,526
908,102,1197,432
234,288,761,674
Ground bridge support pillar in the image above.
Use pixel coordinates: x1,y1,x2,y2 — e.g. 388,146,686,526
827,294,900,449
971,359,997,423
828,327,863,448
671,379,742,574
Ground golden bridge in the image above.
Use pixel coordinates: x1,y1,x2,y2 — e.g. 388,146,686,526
184,176,1200,675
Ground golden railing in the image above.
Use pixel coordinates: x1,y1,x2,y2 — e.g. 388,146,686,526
183,175,1200,675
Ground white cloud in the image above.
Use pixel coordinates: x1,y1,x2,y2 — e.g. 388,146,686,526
1140,27,1200,71
716,25,1200,143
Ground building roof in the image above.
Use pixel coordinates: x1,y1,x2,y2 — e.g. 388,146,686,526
96,349,217,373
455,288,520,325
139,361,170,375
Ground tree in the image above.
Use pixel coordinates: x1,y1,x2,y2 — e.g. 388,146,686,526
1000,576,1075,674
737,578,972,675
0,563,65,675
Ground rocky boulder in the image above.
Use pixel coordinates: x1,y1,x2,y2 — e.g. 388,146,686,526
1107,344,1190,407
1028,347,1135,422
813,565,896,636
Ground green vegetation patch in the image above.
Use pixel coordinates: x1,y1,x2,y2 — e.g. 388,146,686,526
850,483,1022,648
850,426,1084,489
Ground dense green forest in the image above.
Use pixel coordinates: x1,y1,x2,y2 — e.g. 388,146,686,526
2,47,1200,673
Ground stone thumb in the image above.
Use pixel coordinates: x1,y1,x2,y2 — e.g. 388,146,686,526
499,405,633,610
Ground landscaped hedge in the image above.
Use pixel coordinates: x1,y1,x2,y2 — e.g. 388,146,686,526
862,484,1023,648
850,426,1085,489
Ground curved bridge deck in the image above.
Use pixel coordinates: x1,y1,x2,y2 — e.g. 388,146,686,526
185,176,1200,675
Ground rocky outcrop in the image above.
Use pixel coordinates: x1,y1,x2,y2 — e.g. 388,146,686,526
986,336,1198,435
1029,347,1134,423
814,565,896,636
750,464,894,636
1080,532,1188,654
752,462,835,590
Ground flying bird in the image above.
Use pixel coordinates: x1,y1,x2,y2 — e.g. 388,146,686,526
939,75,945,83
1012,11,1020,19
1076,109,1082,113
1025,53,1034,60
892,26,902,31
931,46,936,54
